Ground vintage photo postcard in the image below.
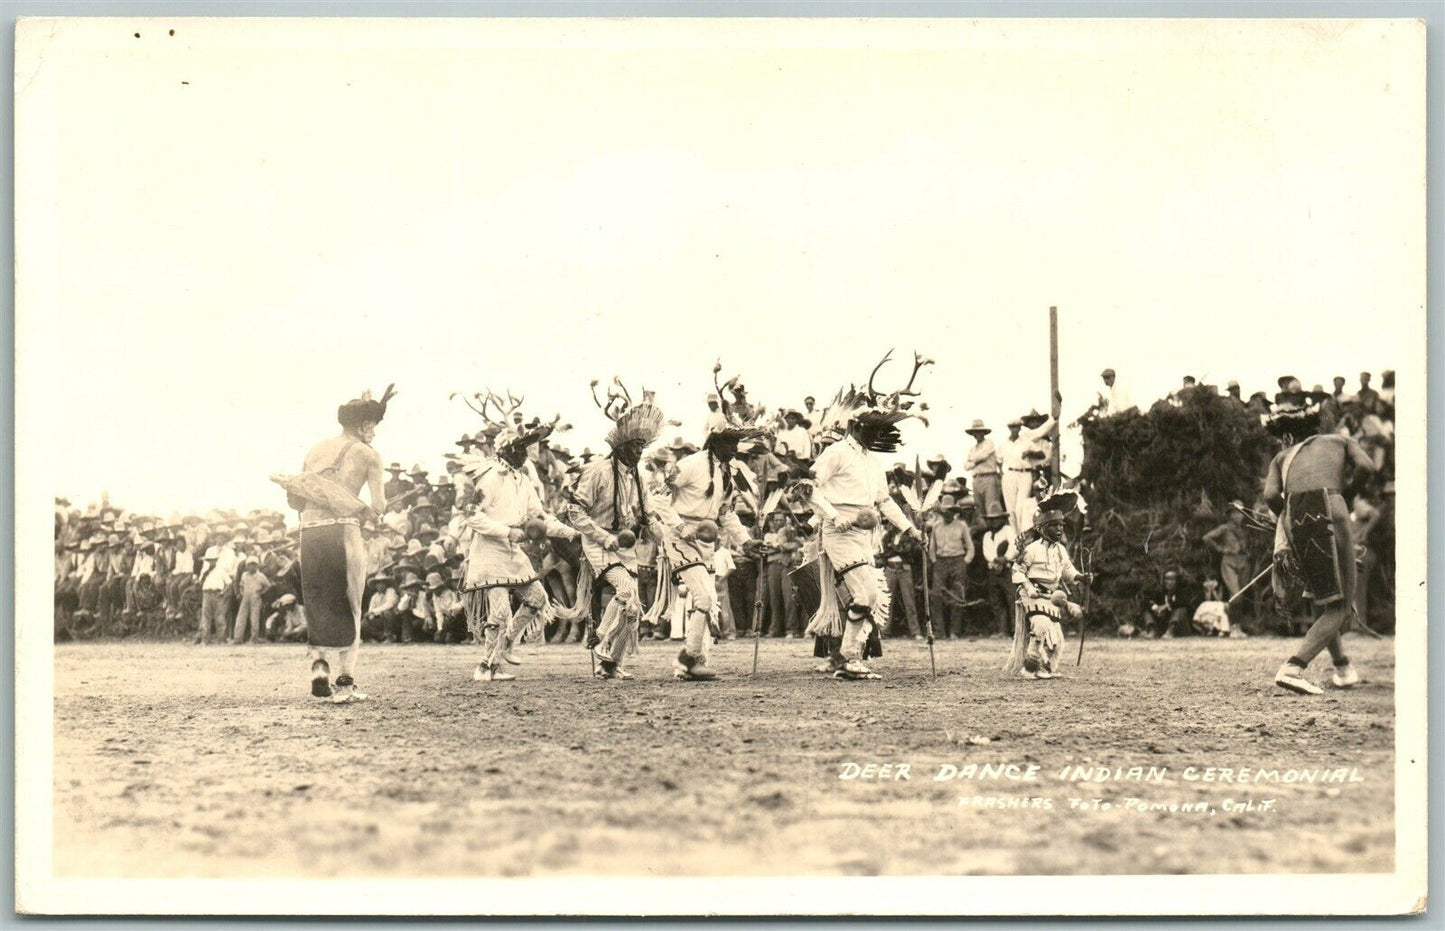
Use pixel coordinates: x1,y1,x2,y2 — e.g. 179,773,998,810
14,15,1427,916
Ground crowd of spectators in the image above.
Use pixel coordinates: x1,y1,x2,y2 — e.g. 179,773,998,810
52,367,1395,644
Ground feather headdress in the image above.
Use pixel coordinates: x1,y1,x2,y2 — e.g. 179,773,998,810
815,350,933,453
337,383,397,429
589,378,665,449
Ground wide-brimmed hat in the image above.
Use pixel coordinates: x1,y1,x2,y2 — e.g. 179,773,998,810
938,494,958,511
412,496,434,510
272,593,297,609
958,495,976,510
202,546,220,561
400,570,424,590
1020,408,1049,429
408,463,429,478
1100,368,1116,378
386,462,405,473
403,539,424,557
435,474,452,486
965,420,991,435
414,522,438,540
1007,417,1024,429
425,571,447,591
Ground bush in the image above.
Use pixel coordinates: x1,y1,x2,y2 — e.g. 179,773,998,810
1077,390,1277,627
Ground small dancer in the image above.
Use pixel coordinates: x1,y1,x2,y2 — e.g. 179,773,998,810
1007,490,1089,680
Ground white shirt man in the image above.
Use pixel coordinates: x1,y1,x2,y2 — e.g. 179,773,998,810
774,421,813,460
1096,369,1137,417
997,416,1055,532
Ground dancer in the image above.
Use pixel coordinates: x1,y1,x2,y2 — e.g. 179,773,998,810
1264,398,1376,694
806,351,929,680
458,421,579,682
654,406,765,681
564,380,668,679
287,385,395,703
1007,490,1089,679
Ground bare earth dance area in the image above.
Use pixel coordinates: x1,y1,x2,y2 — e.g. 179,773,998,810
54,637,1394,878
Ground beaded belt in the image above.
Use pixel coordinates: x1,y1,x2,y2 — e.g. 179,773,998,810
300,517,360,529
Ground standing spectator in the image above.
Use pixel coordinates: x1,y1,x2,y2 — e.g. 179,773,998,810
1378,369,1395,411
928,498,974,638
713,545,738,639
964,420,1006,522
881,521,922,640
1224,380,1244,405
197,546,232,644
230,558,270,644
1142,569,1189,639
1350,493,1383,629
704,393,728,439
802,396,822,439
1096,367,1137,417
999,410,1054,533
1202,503,1251,606
1356,371,1380,413
383,463,409,501
761,512,798,637
774,410,813,461
1331,375,1348,401
981,515,1017,638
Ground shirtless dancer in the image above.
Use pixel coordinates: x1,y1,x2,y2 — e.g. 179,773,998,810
1263,402,1375,695
298,388,392,703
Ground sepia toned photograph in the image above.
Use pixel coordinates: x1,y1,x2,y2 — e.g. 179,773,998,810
13,13,1428,916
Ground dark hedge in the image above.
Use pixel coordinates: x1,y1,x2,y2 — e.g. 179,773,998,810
1076,389,1278,627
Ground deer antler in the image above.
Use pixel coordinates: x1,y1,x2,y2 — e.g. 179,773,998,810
450,391,489,418
611,377,632,406
899,351,933,396
505,389,525,413
589,379,606,412
867,350,895,402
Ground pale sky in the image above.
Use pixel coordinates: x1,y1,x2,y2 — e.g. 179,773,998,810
17,17,1424,518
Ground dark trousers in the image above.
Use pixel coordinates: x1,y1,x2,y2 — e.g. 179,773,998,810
884,564,921,636
764,562,799,636
933,554,968,637
985,568,1014,635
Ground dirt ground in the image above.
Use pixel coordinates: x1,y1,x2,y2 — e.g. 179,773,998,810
52,635,1394,878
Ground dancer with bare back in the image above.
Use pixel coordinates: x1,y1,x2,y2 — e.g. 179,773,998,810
1263,395,1376,695
275,385,394,703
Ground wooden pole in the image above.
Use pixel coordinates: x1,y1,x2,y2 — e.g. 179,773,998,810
1049,305,1061,486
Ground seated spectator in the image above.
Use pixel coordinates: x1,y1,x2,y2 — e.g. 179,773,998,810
1142,569,1189,639
266,593,308,642
1191,577,1233,637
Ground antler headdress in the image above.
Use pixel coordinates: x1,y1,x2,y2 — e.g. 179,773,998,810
816,350,933,452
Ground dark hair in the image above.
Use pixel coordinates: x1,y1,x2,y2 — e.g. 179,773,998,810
1264,406,1321,443
337,398,385,430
